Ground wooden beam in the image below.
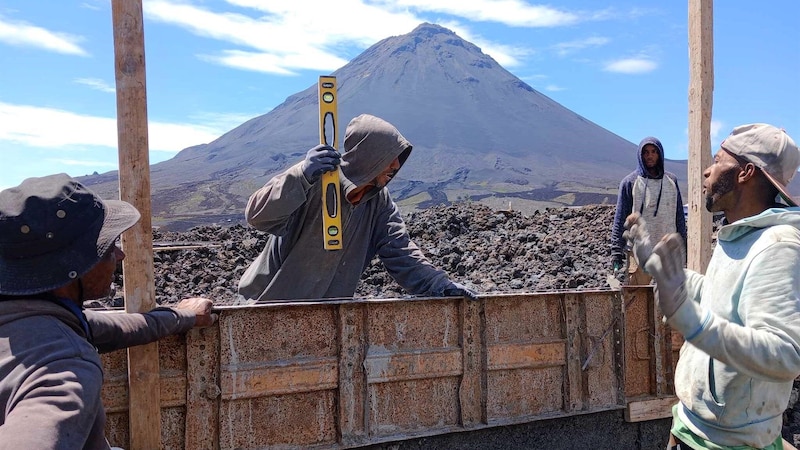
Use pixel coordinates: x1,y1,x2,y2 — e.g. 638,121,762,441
687,0,715,273
625,396,677,422
111,1,161,448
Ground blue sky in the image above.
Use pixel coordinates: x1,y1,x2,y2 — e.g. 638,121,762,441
1,1,798,190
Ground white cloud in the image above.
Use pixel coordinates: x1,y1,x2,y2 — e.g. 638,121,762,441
376,0,583,27
710,120,724,143
0,101,224,154
0,16,88,55
553,36,610,56
144,0,420,73
544,85,566,92
200,49,349,75
48,158,118,168
75,78,116,93
604,58,657,74
143,0,606,73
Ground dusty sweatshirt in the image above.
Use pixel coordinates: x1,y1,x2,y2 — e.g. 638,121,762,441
666,207,800,447
0,299,196,450
237,114,457,302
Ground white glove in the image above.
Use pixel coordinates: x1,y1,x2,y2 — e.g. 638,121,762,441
644,233,687,318
622,213,654,270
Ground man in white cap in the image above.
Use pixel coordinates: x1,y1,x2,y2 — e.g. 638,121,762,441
625,124,800,449
0,173,217,449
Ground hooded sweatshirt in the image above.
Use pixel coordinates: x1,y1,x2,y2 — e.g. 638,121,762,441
237,114,457,302
665,207,800,447
610,137,687,260
0,298,196,449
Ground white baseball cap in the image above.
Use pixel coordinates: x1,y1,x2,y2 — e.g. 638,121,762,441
720,123,799,206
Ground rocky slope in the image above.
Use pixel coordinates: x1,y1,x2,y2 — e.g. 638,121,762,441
103,202,616,306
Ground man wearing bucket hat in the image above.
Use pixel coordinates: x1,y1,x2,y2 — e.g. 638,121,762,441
0,173,216,449
625,124,800,449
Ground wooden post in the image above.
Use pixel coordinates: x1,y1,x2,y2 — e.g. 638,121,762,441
111,1,161,448
687,0,714,273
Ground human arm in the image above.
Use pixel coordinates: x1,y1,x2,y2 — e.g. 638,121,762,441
246,145,341,234
648,236,800,381
245,163,314,234
374,198,475,299
672,176,688,246
86,297,215,354
0,357,106,450
610,177,634,268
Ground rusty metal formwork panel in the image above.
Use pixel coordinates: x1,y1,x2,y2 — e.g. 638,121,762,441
217,306,340,449
621,286,681,401
101,333,189,450
100,291,675,449
363,299,463,438
483,292,622,426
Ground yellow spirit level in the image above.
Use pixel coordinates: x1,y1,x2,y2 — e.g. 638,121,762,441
318,76,343,250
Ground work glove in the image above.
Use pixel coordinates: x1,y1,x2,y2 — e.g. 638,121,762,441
443,282,479,301
644,233,687,318
622,213,654,271
301,144,341,184
611,255,624,273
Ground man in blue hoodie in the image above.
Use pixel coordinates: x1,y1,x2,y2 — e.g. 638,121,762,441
610,137,687,284
626,124,800,449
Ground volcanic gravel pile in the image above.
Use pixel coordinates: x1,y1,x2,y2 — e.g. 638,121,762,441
106,202,617,306
100,200,800,443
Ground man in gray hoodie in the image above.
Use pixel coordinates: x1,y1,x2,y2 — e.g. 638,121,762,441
625,124,800,449
238,114,476,302
0,173,216,449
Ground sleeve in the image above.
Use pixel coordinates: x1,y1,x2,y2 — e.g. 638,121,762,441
245,163,313,234
374,196,453,296
683,268,705,303
610,176,634,259
0,357,104,450
667,242,800,382
672,175,688,245
86,307,196,354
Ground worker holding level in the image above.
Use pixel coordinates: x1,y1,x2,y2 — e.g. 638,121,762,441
238,113,476,302
0,173,217,449
625,124,800,450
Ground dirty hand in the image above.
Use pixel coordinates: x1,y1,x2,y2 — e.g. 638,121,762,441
622,213,654,270
176,297,217,327
644,233,687,318
443,282,479,301
301,144,341,183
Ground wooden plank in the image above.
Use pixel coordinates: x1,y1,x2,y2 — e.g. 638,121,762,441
102,371,185,413
625,396,677,422
365,348,463,383
220,358,338,400
459,298,486,427
687,0,715,273
487,341,566,371
111,1,160,448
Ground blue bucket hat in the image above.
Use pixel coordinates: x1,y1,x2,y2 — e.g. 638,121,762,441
0,173,140,295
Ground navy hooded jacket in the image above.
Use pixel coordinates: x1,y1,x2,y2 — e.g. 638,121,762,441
610,137,687,260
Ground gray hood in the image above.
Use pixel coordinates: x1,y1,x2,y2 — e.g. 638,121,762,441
340,114,412,199
718,207,800,242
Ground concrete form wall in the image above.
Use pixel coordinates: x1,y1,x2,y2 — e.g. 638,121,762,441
100,287,679,449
